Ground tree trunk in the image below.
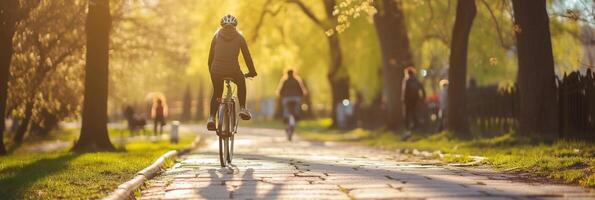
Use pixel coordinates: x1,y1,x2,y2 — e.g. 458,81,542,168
72,0,115,152
195,81,205,120
182,85,192,121
302,80,314,118
447,0,476,137
326,34,350,128
512,0,558,139
31,108,59,136
0,0,20,155
13,101,33,144
323,0,350,128
373,0,413,131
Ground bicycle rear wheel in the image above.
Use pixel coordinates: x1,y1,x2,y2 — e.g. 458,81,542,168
217,104,231,167
287,115,295,141
228,101,236,163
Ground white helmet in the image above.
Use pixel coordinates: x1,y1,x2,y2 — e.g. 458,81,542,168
220,14,238,26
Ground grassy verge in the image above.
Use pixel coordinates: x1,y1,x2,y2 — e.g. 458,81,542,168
296,119,595,187
241,119,286,129
0,129,195,199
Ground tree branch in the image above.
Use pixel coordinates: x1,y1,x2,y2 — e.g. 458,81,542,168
422,33,449,45
251,0,285,42
286,0,324,28
551,12,595,25
480,0,513,50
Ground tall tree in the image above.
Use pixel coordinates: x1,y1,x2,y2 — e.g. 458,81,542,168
373,0,414,130
10,2,85,143
0,1,18,155
195,80,205,120
447,0,476,137
288,0,350,127
181,85,192,121
0,0,39,155
512,0,558,139
72,0,115,152
255,0,350,127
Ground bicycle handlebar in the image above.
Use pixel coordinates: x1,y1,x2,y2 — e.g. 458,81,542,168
244,73,257,79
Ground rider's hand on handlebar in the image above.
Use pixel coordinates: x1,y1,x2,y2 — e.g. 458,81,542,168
244,72,257,78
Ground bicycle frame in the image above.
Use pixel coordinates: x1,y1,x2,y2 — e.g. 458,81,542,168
219,80,238,134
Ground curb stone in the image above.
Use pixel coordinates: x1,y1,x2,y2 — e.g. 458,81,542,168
102,136,203,200
397,148,487,166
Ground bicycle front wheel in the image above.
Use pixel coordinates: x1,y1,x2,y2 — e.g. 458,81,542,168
227,135,234,163
218,137,225,167
218,103,235,167
218,136,232,167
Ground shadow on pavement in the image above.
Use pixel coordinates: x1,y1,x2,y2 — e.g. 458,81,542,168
209,152,572,199
198,167,284,199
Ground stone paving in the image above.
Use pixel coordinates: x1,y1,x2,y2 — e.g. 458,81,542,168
140,127,594,200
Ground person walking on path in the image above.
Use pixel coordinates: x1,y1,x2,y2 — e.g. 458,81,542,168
402,67,426,130
206,15,258,131
151,98,168,135
277,69,308,122
436,79,449,132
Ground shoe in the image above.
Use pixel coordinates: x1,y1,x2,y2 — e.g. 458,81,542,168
239,108,252,120
207,116,216,131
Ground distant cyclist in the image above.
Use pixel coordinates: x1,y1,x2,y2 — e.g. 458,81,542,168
277,69,308,123
206,15,257,131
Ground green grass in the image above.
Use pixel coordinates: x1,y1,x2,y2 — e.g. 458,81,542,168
0,129,195,200
241,119,286,129
296,119,595,187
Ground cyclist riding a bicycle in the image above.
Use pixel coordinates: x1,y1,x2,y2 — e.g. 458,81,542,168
277,69,308,123
207,15,257,131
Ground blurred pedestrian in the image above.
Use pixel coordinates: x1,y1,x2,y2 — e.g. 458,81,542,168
151,98,168,136
436,79,449,132
402,67,426,130
124,105,135,132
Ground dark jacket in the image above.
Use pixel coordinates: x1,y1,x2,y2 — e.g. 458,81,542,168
208,26,256,76
278,76,308,97
403,76,425,103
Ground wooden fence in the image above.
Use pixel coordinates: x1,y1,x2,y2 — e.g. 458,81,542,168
466,69,595,140
467,84,518,135
558,69,595,139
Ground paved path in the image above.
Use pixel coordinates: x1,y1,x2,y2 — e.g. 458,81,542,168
140,127,594,200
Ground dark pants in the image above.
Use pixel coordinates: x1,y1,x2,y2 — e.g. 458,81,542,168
405,100,419,130
154,117,165,135
436,108,447,132
210,73,246,116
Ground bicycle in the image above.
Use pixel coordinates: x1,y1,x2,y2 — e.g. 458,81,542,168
216,78,239,167
285,101,297,141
